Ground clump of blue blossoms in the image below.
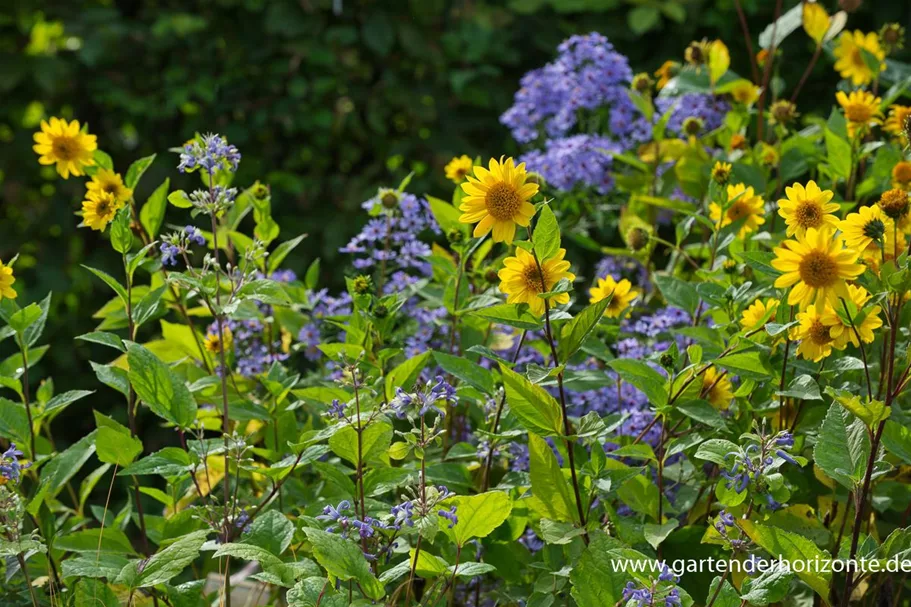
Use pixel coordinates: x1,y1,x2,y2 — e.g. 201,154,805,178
178,133,241,175
722,429,801,511
160,225,206,266
318,500,389,540
0,444,28,483
622,565,682,607
390,376,457,420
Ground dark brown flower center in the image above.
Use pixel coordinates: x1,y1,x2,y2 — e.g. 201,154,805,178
794,201,823,228
798,250,838,288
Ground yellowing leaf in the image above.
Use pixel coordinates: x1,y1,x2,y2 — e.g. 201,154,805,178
708,40,730,85
802,2,830,45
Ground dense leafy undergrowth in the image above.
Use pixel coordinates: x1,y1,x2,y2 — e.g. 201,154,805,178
5,4,911,607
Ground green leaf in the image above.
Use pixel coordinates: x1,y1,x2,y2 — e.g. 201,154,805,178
570,533,637,607
825,129,852,180
694,439,740,466
55,528,136,555
127,342,197,428
653,273,699,316
132,285,167,329
881,421,911,465
168,190,193,208
136,530,208,587
301,528,384,600
617,474,659,519
607,359,668,406
427,195,464,234
500,364,564,437
269,234,308,273
119,447,190,477
111,206,134,253
714,351,773,381
75,580,121,607
96,426,143,467
242,510,295,556
738,520,832,597
83,265,129,306
533,205,560,260
471,303,543,330
558,297,610,362
8,302,43,335
528,433,575,522
740,567,794,605
40,389,94,420
125,154,156,189
328,421,393,466
385,351,431,397
0,397,29,447
77,331,126,352
139,178,170,238
237,279,291,305
432,351,495,394
777,374,822,401
441,491,512,546
814,403,869,490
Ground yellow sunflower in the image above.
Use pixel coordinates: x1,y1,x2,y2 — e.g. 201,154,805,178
498,247,574,316
589,275,639,319
835,90,883,139
81,191,124,231
884,105,911,140
204,326,233,353
790,306,841,362
877,188,911,231
772,227,864,311
820,284,882,348
445,155,473,184
0,259,17,301
757,142,779,166
730,81,760,106
837,205,892,251
740,298,778,332
32,117,98,179
777,180,839,237
892,161,911,190
833,30,886,86
654,60,679,90
459,157,538,244
701,366,734,410
709,183,766,238
86,169,133,207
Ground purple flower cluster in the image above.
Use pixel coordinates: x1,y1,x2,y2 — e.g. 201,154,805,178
298,289,352,362
721,431,799,511
0,444,27,483
622,566,681,607
178,133,241,174
340,191,439,284
390,500,414,529
390,376,457,419
318,500,389,539
161,225,206,267
438,504,458,528
521,135,621,194
501,33,639,144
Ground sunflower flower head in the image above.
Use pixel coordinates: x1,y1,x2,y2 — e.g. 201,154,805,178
0,259,17,302
86,169,133,207
32,117,97,179
81,191,124,232
711,161,732,185
769,100,799,127
204,326,233,353
877,188,910,222
654,60,680,91
820,284,883,348
632,73,654,95
884,105,911,142
684,40,711,67
833,30,886,86
701,366,734,410
777,180,839,237
837,205,892,251
498,247,574,316
459,157,538,244
836,90,883,139
791,306,841,362
445,155,473,184
772,227,865,311
589,275,639,319
740,298,778,332
730,81,761,106
892,161,911,190
709,183,766,238
879,23,905,55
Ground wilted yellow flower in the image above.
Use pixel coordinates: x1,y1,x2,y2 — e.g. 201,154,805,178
654,60,680,90
498,247,574,317
877,188,911,224
836,90,883,139
444,155,473,184
709,183,766,238
730,80,761,106
0,259,17,301
802,2,831,45
833,30,886,86
459,157,538,244
777,180,839,238
33,117,98,179
81,191,124,231
589,275,639,318
701,366,734,410
820,284,882,348
893,161,911,190
772,227,864,311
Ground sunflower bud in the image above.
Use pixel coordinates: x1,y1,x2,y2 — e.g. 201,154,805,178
712,161,733,185
251,182,270,201
352,274,373,295
625,226,651,252
659,353,675,370
632,73,653,94
447,228,464,244
769,100,799,126
685,40,709,66
723,259,738,274
683,117,704,137
373,303,388,318
880,23,905,55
